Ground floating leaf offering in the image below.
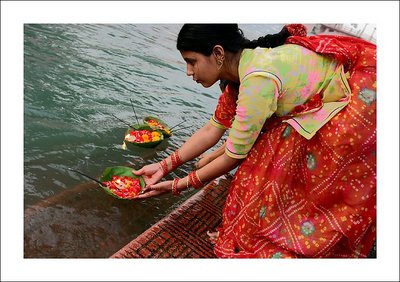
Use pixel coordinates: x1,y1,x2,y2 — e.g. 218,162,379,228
102,176,142,199
125,129,161,143
144,116,172,138
124,124,164,149
99,166,145,199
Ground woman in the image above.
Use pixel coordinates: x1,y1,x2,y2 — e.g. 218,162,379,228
134,24,376,258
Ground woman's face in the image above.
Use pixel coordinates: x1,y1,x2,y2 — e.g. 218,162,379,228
180,50,219,88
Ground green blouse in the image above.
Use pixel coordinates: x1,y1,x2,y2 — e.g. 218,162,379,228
211,44,351,159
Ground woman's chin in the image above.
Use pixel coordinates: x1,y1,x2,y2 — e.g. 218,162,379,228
200,81,213,88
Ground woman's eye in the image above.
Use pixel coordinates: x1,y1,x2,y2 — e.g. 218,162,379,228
185,59,195,66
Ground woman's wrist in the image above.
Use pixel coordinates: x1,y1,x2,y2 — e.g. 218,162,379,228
160,150,184,177
188,170,204,189
158,159,169,176
170,150,183,170
171,178,180,196
185,176,190,189
171,176,192,196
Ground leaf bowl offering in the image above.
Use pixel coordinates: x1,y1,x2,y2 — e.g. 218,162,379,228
143,116,172,138
123,124,164,149
99,166,146,199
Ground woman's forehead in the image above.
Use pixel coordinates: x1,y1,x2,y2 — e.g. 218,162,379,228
180,50,199,58
180,50,209,62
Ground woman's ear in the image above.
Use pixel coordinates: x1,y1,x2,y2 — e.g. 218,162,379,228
212,45,225,61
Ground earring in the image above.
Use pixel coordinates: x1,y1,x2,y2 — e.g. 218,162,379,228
217,58,224,70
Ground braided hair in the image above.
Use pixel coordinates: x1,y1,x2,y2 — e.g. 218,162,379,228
177,24,296,56
244,26,291,49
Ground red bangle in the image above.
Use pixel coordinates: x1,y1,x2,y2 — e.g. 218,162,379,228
171,150,183,170
171,178,181,196
159,159,169,176
188,171,204,189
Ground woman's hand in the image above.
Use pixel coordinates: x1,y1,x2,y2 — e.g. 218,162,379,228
195,142,226,169
134,180,173,199
195,153,213,169
132,163,164,187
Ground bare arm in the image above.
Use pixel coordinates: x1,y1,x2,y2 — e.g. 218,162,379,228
133,121,226,187
178,122,226,163
134,123,240,199
191,151,240,187
195,141,226,169
138,149,240,198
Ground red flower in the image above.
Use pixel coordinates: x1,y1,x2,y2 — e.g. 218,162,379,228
102,176,142,199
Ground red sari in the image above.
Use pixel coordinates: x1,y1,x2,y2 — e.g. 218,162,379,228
213,34,376,258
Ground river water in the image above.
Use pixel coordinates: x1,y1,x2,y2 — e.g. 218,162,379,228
23,24,283,258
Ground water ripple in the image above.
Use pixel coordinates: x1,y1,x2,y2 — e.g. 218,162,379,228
24,23,283,257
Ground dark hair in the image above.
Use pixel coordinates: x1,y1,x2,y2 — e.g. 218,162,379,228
177,24,291,56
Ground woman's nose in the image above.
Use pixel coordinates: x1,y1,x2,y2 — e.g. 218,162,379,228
186,65,194,76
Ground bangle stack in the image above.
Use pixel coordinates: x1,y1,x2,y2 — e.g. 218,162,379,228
188,170,204,189
159,159,169,176
171,150,183,170
171,178,181,196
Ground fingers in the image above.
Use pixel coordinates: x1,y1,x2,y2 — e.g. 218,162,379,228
142,176,159,186
206,230,219,244
132,168,144,175
144,182,169,193
195,160,203,169
134,189,166,199
195,157,209,169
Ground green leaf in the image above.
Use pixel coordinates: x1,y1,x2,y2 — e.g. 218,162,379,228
143,116,172,138
99,166,146,200
124,124,164,149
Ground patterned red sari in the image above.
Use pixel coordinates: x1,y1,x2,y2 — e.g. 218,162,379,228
213,34,376,258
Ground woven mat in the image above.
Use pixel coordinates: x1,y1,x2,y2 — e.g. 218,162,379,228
110,176,231,258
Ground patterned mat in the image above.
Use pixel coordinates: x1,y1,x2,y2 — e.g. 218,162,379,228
110,176,231,258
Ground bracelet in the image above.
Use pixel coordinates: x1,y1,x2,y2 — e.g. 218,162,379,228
159,159,169,176
171,178,181,196
171,150,183,171
188,170,204,189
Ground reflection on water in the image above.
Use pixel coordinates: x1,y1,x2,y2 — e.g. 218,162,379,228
24,24,283,257
24,181,199,258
